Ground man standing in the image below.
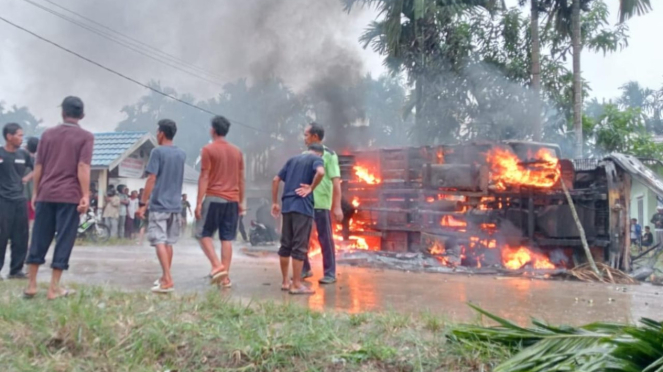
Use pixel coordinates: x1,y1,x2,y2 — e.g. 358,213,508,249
103,189,120,238
0,123,33,279
302,122,343,284
195,116,244,288
137,119,186,293
118,186,129,239
272,144,325,295
127,190,139,239
181,194,192,232
651,208,663,246
24,96,94,299
630,218,642,252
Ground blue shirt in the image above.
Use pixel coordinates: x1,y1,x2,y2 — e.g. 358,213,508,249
278,153,324,217
145,146,186,213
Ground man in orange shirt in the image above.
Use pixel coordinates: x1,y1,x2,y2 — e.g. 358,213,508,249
195,116,245,288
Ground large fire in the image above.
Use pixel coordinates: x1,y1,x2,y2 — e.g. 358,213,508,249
440,215,467,228
502,246,555,270
354,165,381,184
486,148,560,190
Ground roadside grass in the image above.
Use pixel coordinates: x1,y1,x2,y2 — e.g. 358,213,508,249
0,282,510,372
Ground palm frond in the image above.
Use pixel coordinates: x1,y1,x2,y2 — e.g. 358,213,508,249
452,305,663,372
618,0,653,23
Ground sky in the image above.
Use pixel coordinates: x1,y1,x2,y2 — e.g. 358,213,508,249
0,0,660,132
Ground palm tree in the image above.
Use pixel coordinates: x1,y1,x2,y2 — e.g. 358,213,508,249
344,0,503,137
519,0,543,141
544,0,651,158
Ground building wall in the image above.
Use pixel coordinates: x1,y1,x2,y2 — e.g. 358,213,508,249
630,179,659,228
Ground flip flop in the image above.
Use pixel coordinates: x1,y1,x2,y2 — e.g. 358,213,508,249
209,270,228,285
220,279,232,289
281,280,292,291
48,289,76,301
151,284,174,294
289,286,315,295
153,279,160,287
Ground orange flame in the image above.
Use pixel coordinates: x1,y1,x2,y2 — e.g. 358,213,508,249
354,165,381,184
502,246,555,270
351,197,360,208
440,215,467,228
486,148,560,190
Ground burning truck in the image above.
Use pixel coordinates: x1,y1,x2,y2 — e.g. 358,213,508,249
319,141,663,272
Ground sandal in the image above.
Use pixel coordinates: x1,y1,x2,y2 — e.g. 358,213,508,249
48,289,76,301
289,286,315,295
209,269,228,285
151,284,174,294
220,279,233,288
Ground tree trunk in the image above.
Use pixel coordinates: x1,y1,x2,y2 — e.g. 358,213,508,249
530,0,542,141
415,77,423,144
572,0,583,158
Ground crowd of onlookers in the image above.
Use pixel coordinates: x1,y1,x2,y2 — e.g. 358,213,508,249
89,186,195,243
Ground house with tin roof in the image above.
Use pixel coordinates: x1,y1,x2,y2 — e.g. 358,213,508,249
89,131,198,220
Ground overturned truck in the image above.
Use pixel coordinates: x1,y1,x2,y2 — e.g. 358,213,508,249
337,142,663,272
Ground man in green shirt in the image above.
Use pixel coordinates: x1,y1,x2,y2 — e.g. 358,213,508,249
302,122,343,284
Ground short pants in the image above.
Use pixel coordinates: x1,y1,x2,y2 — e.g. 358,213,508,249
278,212,313,261
195,196,239,241
148,212,181,246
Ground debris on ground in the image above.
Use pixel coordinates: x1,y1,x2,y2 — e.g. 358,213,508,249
570,263,639,284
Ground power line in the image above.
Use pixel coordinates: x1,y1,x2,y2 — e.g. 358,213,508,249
40,0,225,81
0,15,262,132
22,0,227,87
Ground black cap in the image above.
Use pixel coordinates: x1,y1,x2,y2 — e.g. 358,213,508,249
61,96,84,111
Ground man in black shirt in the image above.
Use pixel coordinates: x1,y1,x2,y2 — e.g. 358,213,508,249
0,123,33,279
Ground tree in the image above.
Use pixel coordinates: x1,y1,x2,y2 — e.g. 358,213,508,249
518,0,543,141
0,102,43,140
543,0,651,158
617,81,663,134
587,103,663,158
344,0,503,143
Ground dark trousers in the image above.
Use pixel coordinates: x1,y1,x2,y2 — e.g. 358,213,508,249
0,198,29,275
303,209,336,278
26,202,79,270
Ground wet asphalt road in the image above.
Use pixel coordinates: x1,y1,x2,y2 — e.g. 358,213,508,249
6,238,663,326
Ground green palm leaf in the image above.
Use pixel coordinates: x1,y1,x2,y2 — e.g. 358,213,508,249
452,306,663,372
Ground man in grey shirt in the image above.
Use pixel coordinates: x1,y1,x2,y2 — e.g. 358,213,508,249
137,119,186,294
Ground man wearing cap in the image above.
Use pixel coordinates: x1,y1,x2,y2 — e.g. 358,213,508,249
651,208,663,246
24,96,94,300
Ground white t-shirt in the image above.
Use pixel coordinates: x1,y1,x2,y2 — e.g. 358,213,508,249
127,199,139,218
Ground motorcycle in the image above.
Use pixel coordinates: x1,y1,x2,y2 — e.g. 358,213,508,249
249,220,274,246
77,210,111,243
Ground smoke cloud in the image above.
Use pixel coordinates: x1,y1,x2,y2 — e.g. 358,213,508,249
1,0,374,136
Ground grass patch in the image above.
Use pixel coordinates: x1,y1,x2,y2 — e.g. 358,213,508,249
0,282,510,371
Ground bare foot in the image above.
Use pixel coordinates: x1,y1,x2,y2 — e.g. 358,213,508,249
47,288,76,300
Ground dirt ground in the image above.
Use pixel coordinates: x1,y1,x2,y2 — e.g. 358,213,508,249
10,238,663,326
